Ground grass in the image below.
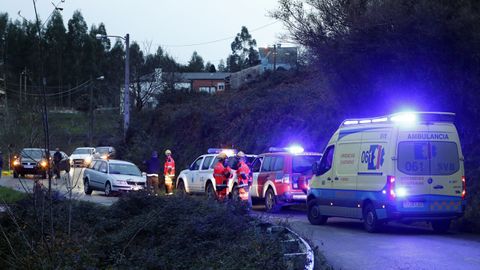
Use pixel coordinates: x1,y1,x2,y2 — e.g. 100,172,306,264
0,186,26,203
0,193,293,269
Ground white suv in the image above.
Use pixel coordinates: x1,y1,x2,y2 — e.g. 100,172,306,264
176,149,254,198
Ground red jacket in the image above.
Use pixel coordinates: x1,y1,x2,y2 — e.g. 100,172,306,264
213,161,231,185
164,156,175,176
236,160,251,185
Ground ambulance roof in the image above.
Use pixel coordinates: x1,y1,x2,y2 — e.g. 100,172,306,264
340,112,455,128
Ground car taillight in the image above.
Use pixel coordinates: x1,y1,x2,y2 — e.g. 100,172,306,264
282,174,290,184
462,176,466,200
386,175,396,200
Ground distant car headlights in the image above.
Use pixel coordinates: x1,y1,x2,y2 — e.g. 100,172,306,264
84,156,92,164
101,154,108,160
40,160,48,168
13,159,20,166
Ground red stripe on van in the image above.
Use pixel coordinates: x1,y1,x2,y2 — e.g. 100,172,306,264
376,145,382,169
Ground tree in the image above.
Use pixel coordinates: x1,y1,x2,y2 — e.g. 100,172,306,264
208,63,217,73
187,51,204,72
227,26,260,72
66,10,89,86
217,59,226,72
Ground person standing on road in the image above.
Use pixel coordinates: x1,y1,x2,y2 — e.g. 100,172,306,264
213,152,231,201
234,151,252,207
145,151,161,195
163,149,175,195
53,148,63,183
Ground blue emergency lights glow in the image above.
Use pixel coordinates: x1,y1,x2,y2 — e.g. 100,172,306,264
207,148,237,155
286,145,304,154
339,112,457,127
269,145,305,154
390,112,417,123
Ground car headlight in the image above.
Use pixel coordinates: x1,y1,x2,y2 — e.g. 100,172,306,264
85,156,92,164
40,160,48,168
115,180,128,185
13,159,20,166
101,154,108,160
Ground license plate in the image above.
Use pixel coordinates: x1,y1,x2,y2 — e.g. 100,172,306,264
403,201,424,208
24,165,34,169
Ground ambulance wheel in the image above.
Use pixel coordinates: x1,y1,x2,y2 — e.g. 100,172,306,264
265,188,280,213
363,203,381,233
308,200,328,225
431,220,451,233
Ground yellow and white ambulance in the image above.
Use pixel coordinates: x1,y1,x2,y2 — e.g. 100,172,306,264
307,112,466,233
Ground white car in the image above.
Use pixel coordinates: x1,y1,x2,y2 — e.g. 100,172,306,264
176,149,253,198
83,159,146,196
70,147,96,167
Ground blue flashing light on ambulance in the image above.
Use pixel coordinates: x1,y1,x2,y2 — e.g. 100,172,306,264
307,112,466,233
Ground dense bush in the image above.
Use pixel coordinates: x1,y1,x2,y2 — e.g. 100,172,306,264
0,194,288,269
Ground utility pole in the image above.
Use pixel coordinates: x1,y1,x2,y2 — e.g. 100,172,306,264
273,44,277,72
124,33,130,142
95,33,129,141
89,77,93,146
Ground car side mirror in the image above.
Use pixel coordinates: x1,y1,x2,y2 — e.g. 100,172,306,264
142,172,147,177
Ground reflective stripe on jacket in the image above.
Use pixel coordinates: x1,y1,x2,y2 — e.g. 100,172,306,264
164,157,175,176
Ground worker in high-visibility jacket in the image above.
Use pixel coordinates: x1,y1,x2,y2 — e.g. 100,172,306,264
213,152,231,201
234,151,252,207
164,149,175,195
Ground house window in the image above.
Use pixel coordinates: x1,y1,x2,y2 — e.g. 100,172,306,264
218,83,225,91
199,87,210,93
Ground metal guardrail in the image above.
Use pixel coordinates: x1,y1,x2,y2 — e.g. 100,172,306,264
267,225,314,270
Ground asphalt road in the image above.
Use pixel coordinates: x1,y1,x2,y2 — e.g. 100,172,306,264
2,173,480,270
253,205,480,270
0,167,118,206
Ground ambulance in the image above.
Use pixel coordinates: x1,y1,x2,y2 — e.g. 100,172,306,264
307,112,466,233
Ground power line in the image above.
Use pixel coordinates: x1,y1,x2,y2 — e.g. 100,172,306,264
5,79,91,97
158,20,279,48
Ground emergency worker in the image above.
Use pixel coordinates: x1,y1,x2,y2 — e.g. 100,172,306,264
53,148,63,181
163,149,175,195
213,152,231,201
234,151,252,207
145,151,161,195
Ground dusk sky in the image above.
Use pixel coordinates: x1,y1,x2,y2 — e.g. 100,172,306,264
1,0,288,66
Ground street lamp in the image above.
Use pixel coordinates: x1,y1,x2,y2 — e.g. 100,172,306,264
89,75,105,146
96,33,130,141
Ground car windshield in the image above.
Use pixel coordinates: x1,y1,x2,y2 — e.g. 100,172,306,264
21,149,44,159
73,148,93,155
109,163,141,176
292,155,322,174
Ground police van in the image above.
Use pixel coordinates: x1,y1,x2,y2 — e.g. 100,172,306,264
307,112,466,233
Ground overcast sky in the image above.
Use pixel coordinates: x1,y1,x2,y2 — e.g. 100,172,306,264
1,0,288,66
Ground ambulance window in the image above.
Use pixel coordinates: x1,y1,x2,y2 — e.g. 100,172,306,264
252,157,263,172
261,157,273,172
398,141,459,175
273,157,284,171
430,142,459,175
190,157,203,171
397,142,430,175
318,146,335,175
202,156,214,170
